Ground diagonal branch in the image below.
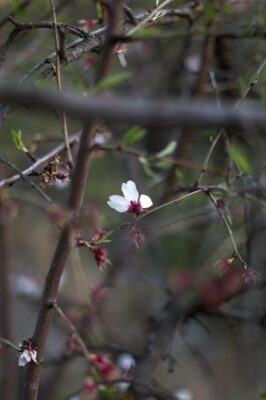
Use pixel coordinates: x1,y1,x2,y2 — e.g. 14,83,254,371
0,156,52,203
0,133,79,188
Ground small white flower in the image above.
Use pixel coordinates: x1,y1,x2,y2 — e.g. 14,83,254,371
18,340,38,367
117,353,136,372
18,349,37,367
107,180,153,214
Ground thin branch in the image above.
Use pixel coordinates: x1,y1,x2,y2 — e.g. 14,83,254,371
126,0,176,36
52,302,90,359
100,143,220,175
196,129,224,186
0,133,79,188
0,0,33,30
0,337,19,351
207,191,247,267
0,156,52,203
8,17,87,38
133,189,202,225
49,0,73,165
195,53,266,186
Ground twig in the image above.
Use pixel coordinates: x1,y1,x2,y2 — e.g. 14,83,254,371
195,54,266,186
0,337,19,351
8,17,87,38
133,189,202,224
127,0,175,36
100,143,220,175
52,302,90,359
196,129,224,186
50,0,73,165
0,156,52,203
0,0,32,30
0,133,79,188
207,191,247,268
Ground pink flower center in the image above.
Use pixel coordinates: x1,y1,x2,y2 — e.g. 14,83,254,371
128,200,142,214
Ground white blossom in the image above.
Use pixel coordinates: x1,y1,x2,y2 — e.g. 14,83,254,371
18,349,37,367
107,180,153,213
117,353,136,372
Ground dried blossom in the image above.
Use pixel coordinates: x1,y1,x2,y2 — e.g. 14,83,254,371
75,233,90,248
75,229,111,270
65,334,81,355
242,268,261,284
91,228,107,243
41,157,70,187
91,245,111,270
128,227,145,248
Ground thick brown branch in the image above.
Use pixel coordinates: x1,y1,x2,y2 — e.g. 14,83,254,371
24,1,125,398
0,197,17,400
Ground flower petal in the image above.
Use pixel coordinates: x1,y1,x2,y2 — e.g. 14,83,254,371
139,194,153,209
121,181,139,201
107,195,129,212
18,350,31,367
18,354,28,367
30,350,38,364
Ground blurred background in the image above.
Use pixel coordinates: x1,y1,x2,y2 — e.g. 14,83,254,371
0,1,266,399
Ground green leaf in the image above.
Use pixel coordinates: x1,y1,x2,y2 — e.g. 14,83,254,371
156,140,177,158
123,126,147,146
227,144,251,174
12,129,26,151
93,71,130,93
139,156,155,178
96,1,103,20
98,230,114,243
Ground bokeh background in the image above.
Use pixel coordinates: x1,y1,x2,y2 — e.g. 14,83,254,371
1,1,266,399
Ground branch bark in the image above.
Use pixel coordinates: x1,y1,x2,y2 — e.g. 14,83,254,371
24,1,125,399
0,195,17,400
